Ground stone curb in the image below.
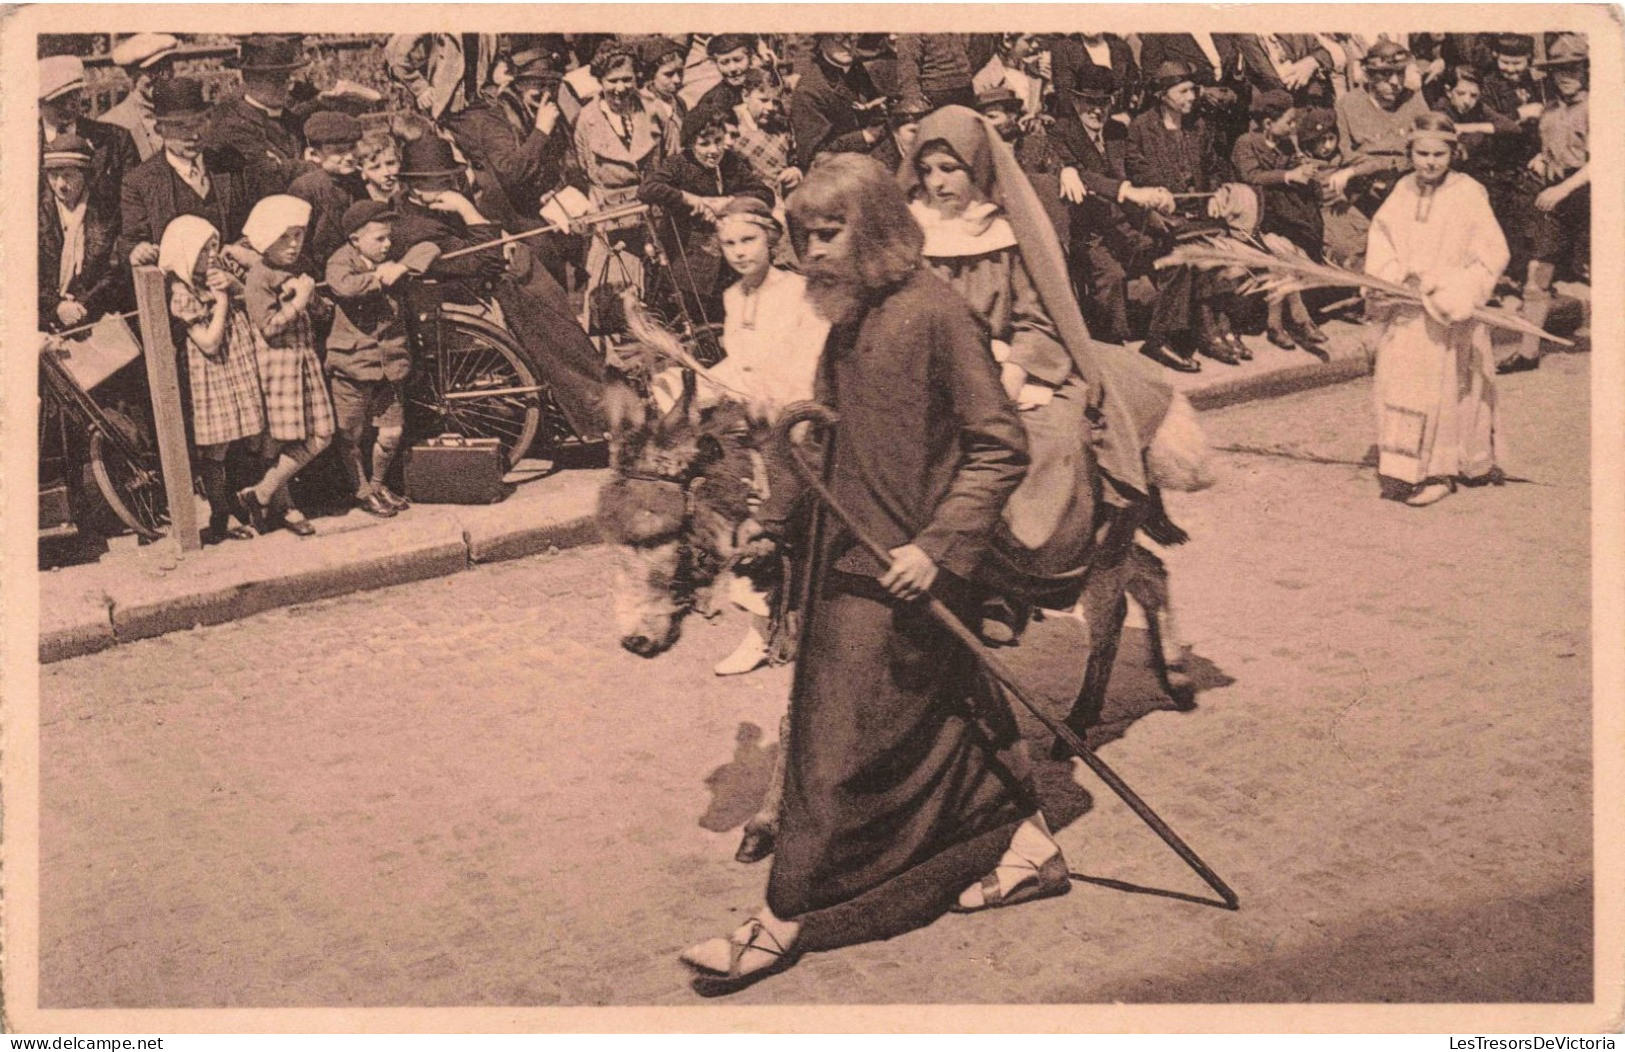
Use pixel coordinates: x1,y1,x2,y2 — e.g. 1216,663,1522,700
39,347,1381,665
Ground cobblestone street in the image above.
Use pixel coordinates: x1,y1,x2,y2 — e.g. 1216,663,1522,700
38,354,1592,1008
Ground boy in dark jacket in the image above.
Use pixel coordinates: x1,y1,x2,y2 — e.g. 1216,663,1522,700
289,111,368,274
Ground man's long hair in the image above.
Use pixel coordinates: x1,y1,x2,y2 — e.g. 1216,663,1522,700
787,153,922,293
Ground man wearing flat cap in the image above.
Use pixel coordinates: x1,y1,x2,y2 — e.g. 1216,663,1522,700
1051,64,1174,347
40,135,128,332
443,46,571,217
119,76,252,267
100,33,181,161
289,111,367,271
39,54,141,217
1331,39,1431,214
206,34,313,199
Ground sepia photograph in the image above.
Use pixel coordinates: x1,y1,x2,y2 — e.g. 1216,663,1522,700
0,3,1620,1035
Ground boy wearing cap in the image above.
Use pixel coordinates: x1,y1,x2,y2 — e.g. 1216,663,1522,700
325,200,416,516
694,34,759,116
289,111,367,271
100,33,180,161
40,135,128,332
39,54,141,217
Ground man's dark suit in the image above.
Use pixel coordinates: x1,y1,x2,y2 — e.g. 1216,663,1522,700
1048,36,1139,115
39,191,129,330
1049,116,1154,343
118,148,252,261
205,95,308,200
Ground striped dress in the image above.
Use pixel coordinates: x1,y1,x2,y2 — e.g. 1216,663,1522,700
243,261,337,443
168,282,266,447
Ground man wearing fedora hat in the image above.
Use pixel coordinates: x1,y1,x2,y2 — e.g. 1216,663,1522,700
207,34,312,199
1331,39,1430,213
39,54,141,217
1048,32,1138,120
390,134,609,442
1051,64,1174,348
119,76,252,268
100,33,181,161
442,46,570,218
40,135,128,332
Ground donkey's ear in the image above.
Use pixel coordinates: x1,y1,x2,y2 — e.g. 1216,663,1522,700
604,382,647,436
657,378,695,435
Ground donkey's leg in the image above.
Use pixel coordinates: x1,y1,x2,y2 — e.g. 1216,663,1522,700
736,711,789,864
1053,572,1129,759
1127,545,1196,711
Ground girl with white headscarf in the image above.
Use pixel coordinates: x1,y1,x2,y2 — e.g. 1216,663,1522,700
158,213,266,543
237,194,336,537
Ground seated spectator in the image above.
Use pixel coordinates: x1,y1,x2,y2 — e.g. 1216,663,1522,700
288,111,367,273
1482,34,1546,132
637,38,690,157
157,214,264,544
39,54,140,216
324,200,416,518
1332,39,1431,215
1128,60,1247,369
695,34,760,115
893,34,976,111
390,134,608,440
1432,65,1527,279
120,77,253,268
972,34,1048,124
1297,107,1371,270
638,106,774,330
1499,34,1590,375
1230,90,1328,353
1050,65,1172,347
788,33,888,169
40,136,129,333
100,33,180,161
976,87,1069,249
867,93,935,173
443,46,569,217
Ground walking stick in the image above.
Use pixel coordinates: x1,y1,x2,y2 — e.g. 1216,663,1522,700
773,402,1240,910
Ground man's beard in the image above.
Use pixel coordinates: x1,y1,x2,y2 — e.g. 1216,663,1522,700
804,258,870,326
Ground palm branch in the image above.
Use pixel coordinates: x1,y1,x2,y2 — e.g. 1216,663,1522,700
618,288,751,400
1156,235,1572,347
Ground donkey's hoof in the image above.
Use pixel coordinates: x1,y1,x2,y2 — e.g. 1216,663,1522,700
735,826,776,864
1165,668,1198,711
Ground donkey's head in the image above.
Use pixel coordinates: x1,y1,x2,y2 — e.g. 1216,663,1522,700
596,384,759,657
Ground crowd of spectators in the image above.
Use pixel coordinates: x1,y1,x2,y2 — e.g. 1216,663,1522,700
38,30,1590,538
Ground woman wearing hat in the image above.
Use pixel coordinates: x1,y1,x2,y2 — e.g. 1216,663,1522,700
1365,113,1509,507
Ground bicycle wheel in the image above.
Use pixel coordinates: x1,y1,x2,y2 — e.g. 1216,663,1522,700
406,313,543,464
89,407,168,541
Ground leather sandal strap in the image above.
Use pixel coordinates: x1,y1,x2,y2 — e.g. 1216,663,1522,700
727,918,789,973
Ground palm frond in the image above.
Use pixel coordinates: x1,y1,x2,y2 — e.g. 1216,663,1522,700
618,289,751,400
1157,235,1572,347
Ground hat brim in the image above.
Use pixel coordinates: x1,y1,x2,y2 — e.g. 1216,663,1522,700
1536,56,1588,67
397,166,464,179
230,58,312,73
1069,88,1114,102
41,82,86,102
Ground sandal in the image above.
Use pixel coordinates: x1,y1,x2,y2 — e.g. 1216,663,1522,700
1405,477,1456,507
949,850,1071,913
682,917,803,997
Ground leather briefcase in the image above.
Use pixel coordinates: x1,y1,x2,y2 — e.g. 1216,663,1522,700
403,434,512,504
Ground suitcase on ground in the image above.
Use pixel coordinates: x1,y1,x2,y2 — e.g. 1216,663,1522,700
403,434,512,504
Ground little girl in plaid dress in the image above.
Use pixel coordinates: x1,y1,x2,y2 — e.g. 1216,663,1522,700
237,195,335,537
158,215,264,544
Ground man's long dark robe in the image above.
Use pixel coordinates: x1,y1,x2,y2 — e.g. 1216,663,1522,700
763,266,1038,948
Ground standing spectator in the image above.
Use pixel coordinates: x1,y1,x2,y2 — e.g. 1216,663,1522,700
893,34,976,111
573,41,670,325
638,106,774,328
99,33,180,161
288,111,366,273
237,195,335,538
384,34,473,122
1048,32,1139,119
788,33,888,169
208,35,311,200
119,78,252,268
1500,34,1590,375
971,34,1047,123
1331,39,1432,215
324,200,416,518
355,129,402,203
1051,65,1173,347
1364,113,1508,506
637,38,690,158
39,54,140,216
443,46,570,217
40,136,128,333
1230,90,1329,352
157,214,265,544
1128,60,1245,369
694,34,759,115
731,69,801,199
